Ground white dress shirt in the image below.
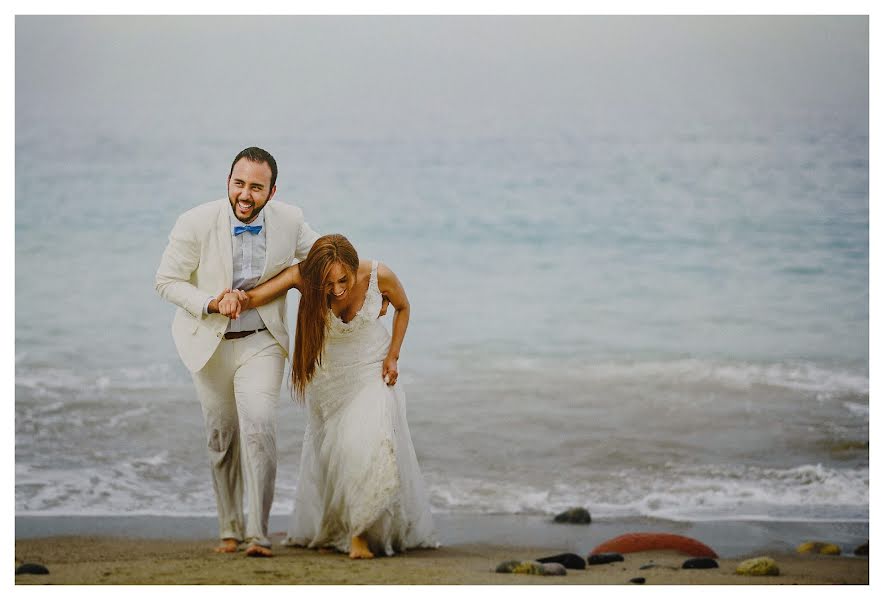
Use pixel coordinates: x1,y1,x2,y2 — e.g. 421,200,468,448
203,203,268,333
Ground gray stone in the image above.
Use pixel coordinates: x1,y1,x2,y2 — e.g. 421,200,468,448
16,563,50,576
512,561,546,575
588,552,624,565
682,557,719,569
542,563,567,576
494,560,521,573
553,507,592,524
537,552,586,570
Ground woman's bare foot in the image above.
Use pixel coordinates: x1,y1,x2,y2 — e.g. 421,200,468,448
214,538,239,553
349,535,374,559
245,544,273,558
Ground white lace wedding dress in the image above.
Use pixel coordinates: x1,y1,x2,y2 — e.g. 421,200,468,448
283,260,438,556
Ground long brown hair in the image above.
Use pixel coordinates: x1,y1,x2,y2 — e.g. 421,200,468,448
292,234,359,401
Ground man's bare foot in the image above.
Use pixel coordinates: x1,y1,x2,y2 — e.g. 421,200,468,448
349,535,374,559
245,544,273,558
214,538,239,553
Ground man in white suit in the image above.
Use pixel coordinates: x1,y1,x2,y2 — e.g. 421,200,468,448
155,147,319,557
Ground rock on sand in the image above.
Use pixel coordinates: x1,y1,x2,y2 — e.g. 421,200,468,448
797,541,841,555
591,532,718,558
736,556,780,576
553,507,592,524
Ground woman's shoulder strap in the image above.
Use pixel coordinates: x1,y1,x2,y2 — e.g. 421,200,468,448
369,259,379,289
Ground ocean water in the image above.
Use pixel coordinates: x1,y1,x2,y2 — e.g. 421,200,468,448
15,17,868,526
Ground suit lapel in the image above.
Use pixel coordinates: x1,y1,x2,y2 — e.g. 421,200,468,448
216,200,233,289
258,202,281,285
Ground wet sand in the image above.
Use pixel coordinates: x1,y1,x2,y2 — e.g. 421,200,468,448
15,514,869,585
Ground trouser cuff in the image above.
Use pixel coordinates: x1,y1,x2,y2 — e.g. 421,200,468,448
246,536,272,549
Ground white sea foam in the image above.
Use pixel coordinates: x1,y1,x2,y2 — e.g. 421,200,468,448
15,445,307,517
601,359,867,395
16,362,191,402
844,401,870,417
106,406,152,428
618,463,869,522
16,353,868,520
422,463,868,522
14,457,869,521
482,356,869,399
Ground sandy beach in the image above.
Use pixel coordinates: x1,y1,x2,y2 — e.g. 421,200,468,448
14,536,868,585
15,515,868,585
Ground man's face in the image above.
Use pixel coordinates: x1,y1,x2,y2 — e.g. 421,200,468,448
227,158,276,223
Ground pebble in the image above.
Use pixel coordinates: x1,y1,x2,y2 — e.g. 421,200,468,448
553,507,592,524
16,563,50,576
541,562,568,576
512,561,547,575
588,552,625,565
796,541,841,555
494,560,522,574
629,577,646,584
682,557,719,569
536,552,586,570
736,556,780,576
854,542,869,556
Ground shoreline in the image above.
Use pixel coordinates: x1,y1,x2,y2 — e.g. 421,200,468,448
15,513,869,585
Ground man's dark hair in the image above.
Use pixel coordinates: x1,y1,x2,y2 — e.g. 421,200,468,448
229,146,278,189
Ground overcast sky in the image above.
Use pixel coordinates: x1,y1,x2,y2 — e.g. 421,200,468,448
16,16,869,139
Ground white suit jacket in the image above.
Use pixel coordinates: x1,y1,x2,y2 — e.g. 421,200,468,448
155,198,319,372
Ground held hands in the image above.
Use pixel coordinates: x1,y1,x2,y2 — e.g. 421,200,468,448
207,288,231,315
382,355,398,386
218,289,250,320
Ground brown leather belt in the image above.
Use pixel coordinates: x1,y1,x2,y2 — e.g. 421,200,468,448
223,328,267,340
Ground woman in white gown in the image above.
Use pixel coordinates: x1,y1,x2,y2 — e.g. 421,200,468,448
218,234,437,558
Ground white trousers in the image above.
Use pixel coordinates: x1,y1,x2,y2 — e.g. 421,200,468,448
191,329,285,548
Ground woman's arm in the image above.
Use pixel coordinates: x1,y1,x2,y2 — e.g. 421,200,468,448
219,263,304,319
377,262,410,385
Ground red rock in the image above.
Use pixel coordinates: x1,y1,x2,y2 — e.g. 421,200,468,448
590,532,718,558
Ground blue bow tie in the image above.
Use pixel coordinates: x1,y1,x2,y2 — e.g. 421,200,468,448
233,225,262,236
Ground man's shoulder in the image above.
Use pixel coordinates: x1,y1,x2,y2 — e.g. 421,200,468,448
173,198,226,229
267,200,306,223
179,198,226,220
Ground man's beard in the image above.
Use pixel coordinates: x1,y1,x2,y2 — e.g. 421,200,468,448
229,197,264,224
